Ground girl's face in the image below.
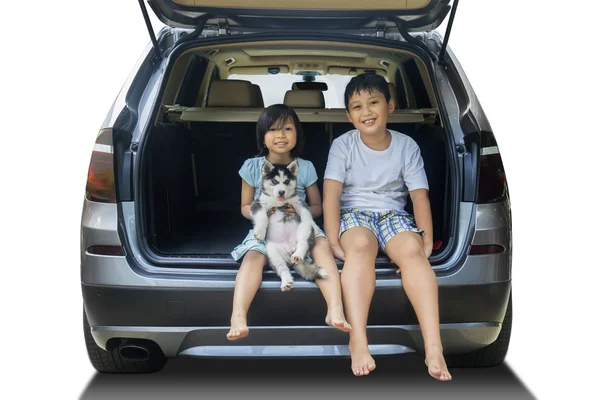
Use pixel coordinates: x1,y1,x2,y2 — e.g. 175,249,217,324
263,118,297,156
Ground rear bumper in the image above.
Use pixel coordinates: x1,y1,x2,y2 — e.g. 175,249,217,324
91,323,501,358
83,280,511,357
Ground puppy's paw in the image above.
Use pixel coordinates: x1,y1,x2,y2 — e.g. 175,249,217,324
291,251,305,264
280,278,294,291
254,229,266,241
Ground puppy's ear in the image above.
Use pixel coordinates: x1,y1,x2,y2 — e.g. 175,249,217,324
286,160,299,176
263,160,274,176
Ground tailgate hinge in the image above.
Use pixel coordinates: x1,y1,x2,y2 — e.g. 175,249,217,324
393,17,438,62
170,13,214,51
438,0,460,67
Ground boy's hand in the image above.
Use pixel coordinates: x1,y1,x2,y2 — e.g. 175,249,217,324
330,242,346,261
423,236,433,258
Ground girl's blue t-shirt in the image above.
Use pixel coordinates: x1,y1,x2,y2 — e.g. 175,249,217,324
239,157,318,202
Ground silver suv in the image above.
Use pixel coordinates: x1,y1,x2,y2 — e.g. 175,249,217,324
81,0,511,373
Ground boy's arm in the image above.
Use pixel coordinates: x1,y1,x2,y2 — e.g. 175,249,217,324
323,178,345,261
409,188,433,258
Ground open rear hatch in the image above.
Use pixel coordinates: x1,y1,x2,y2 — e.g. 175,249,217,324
147,0,451,30
141,0,459,64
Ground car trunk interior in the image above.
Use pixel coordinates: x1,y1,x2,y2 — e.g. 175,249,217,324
143,120,450,259
139,41,453,263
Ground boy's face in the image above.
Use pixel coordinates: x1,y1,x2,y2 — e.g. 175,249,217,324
346,89,395,137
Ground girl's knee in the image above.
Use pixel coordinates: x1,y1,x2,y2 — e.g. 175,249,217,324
241,251,267,267
313,237,332,253
311,237,336,263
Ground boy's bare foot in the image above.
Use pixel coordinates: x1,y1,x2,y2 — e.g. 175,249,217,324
325,309,352,332
349,342,376,376
424,345,452,381
226,315,249,341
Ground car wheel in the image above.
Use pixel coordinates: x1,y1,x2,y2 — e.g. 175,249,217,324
446,292,512,367
83,309,167,373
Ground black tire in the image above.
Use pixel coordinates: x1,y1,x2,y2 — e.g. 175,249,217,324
83,309,167,373
446,293,512,367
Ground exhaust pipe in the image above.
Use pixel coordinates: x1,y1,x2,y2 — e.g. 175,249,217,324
119,340,150,362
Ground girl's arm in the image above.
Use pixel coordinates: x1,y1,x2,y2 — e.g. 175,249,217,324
240,179,255,220
304,183,323,218
409,188,434,258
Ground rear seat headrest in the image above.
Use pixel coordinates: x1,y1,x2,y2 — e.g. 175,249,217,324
252,84,264,108
207,80,262,107
283,90,325,108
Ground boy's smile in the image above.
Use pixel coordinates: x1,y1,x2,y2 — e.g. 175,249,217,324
346,89,395,138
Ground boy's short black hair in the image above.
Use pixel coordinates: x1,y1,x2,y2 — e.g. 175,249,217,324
256,104,304,157
344,73,391,111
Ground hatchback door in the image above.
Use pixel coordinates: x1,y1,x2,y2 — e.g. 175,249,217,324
146,0,452,31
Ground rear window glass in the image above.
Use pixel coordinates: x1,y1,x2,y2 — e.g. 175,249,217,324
228,74,357,108
403,59,432,109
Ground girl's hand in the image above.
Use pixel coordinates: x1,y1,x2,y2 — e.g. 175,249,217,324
284,204,296,215
267,207,276,216
330,242,346,261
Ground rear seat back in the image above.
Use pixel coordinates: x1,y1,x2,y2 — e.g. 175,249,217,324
195,79,262,209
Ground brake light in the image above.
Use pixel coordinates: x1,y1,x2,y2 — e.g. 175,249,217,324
477,146,507,204
86,130,116,203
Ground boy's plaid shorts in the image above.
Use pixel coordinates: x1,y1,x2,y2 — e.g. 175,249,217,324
339,208,424,250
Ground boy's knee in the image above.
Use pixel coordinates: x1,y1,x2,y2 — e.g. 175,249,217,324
345,235,377,256
388,234,424,259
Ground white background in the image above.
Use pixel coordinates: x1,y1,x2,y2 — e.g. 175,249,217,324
1,1,598,398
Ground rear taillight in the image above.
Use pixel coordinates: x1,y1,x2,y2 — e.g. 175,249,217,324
477,146,507,204
86,129,116,203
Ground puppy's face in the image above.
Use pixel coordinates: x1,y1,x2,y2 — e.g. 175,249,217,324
261,160,298,202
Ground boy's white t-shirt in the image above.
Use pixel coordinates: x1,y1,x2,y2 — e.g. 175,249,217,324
324,129,429,212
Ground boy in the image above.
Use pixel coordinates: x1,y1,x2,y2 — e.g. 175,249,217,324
323,73,452,381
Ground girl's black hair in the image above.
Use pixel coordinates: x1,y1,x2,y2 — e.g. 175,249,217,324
256,104,304,157
344,73,391,111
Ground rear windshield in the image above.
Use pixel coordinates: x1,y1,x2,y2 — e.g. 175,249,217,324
228,74,366,108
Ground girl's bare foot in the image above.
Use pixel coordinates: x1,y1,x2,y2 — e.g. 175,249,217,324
424,345,452,381
226,314,249,341
349,342,376,376
325,308,352,332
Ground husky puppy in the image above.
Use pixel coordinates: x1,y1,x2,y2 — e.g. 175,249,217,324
251,160,327,291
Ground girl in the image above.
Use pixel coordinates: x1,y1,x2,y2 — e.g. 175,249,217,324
227,104,352,340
